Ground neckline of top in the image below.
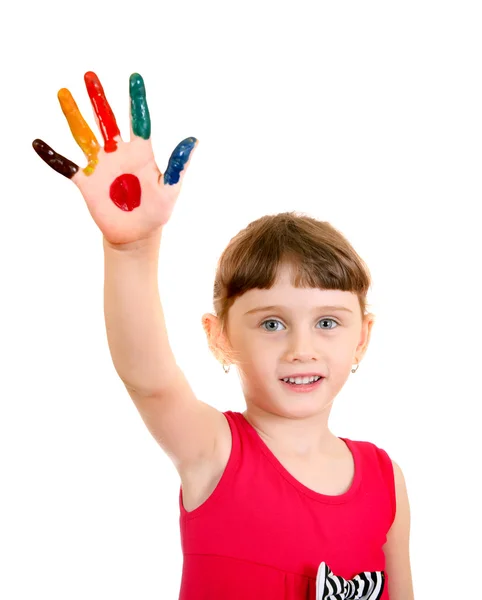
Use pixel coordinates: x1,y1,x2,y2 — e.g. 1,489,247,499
235,411,363,504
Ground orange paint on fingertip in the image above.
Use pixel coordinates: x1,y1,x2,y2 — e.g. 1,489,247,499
58,88,100,175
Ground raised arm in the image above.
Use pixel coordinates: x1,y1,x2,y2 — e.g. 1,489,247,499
33,72,228,474
102,228,227,471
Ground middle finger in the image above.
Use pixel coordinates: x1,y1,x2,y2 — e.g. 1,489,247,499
84,71,121,153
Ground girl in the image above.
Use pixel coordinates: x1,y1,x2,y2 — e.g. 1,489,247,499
33,72,414,600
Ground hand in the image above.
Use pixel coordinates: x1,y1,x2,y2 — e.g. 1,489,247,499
33,72,198,246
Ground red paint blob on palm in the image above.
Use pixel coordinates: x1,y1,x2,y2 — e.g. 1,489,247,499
110,174,141,211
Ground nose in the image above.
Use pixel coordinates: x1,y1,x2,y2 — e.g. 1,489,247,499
283,328,320,363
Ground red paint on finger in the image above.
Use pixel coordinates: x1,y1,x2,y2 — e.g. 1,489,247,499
110,174,141,211
84,72,120,153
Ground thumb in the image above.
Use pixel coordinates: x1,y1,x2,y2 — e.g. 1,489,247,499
163,137,198,186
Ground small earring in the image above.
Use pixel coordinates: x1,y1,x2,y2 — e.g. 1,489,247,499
223,363,231,374
351,363,359,373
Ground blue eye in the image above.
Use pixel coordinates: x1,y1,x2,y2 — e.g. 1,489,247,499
261,319,285,332
260,318,339,332
317,318,339,330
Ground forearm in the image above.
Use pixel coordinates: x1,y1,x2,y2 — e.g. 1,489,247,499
103,228,177,395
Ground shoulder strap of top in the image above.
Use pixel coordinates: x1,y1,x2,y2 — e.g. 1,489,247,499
372,444,396,526
355,442,397,526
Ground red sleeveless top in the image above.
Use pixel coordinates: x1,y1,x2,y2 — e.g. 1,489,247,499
178,411,395,600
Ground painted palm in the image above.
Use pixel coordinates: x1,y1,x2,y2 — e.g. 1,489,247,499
33,72,197,245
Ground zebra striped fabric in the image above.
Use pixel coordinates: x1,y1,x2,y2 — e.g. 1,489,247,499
316,561,385,600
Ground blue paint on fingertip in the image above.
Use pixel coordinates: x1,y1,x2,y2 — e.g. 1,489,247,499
164,137,197,185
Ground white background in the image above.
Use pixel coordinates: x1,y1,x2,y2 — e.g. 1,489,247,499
2,1,481,598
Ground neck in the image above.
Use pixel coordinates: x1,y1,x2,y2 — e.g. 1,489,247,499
242,406,339,458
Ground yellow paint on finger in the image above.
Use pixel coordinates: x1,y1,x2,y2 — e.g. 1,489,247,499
58,88,100,175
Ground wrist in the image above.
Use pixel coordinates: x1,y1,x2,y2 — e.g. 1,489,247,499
103,228,162,256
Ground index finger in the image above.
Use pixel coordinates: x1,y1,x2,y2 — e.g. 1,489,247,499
129,73,151,140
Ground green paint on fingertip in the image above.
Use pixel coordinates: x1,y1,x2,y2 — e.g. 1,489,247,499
129,73,151,139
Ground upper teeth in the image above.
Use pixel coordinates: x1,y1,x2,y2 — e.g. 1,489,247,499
282,376,322,384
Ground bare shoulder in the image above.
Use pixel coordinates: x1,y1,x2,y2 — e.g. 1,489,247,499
127,366,232,477
179,408,233,512
383,460,415,600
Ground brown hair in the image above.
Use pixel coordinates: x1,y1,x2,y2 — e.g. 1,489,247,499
213,212,373,335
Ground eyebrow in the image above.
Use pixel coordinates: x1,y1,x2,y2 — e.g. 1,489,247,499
243,305,354,316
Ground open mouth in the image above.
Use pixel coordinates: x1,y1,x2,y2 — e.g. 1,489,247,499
281,375,323,385
279,376,325,392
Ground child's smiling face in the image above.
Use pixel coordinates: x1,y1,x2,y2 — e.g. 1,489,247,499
213,263,374,418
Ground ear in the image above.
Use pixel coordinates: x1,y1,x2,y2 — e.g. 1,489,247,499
354,312,376,364
201,313,231,365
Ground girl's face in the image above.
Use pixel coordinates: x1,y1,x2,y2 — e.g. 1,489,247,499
223,264,374,418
